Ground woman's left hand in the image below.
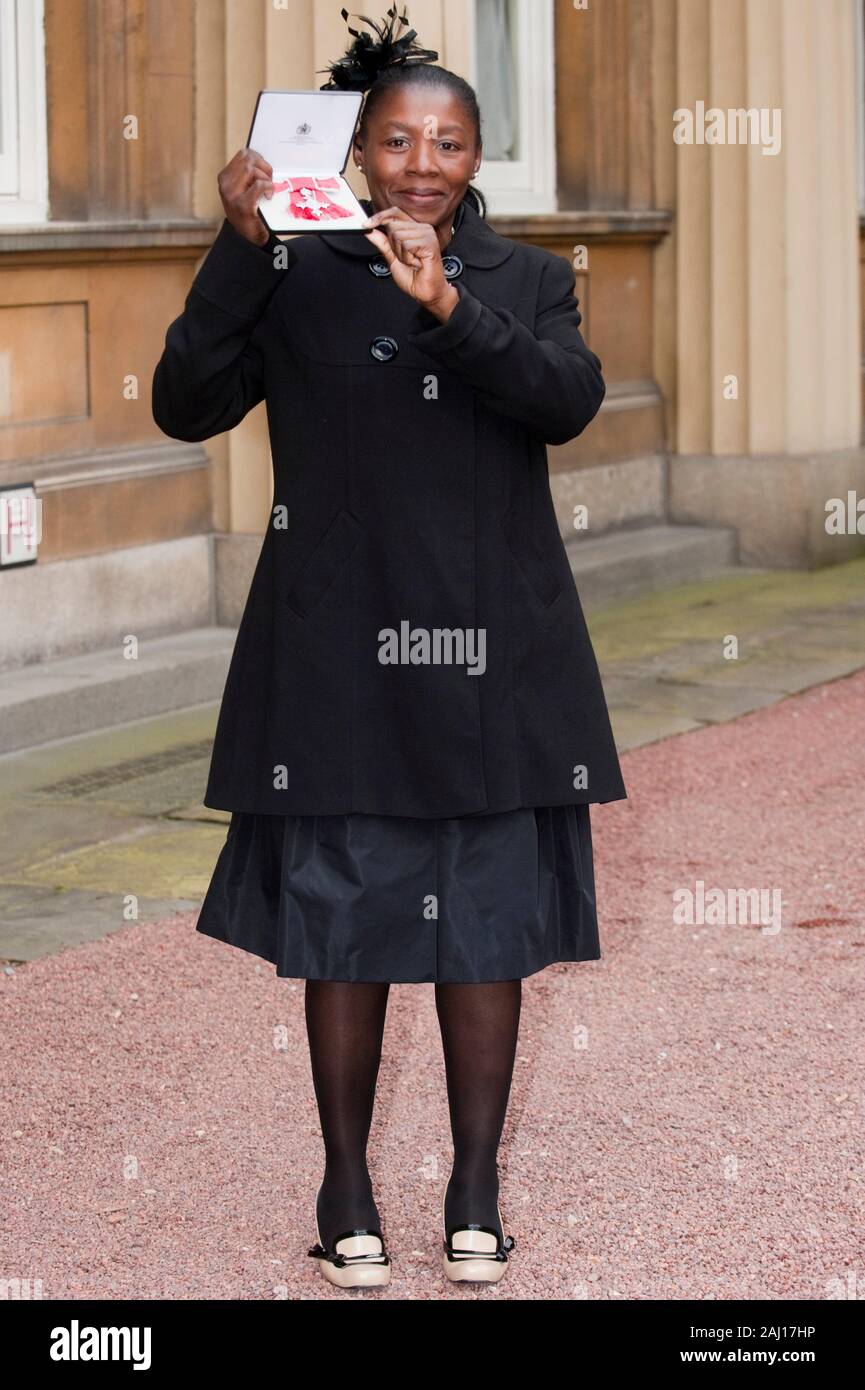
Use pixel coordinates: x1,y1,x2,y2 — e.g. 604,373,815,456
363,207,456,318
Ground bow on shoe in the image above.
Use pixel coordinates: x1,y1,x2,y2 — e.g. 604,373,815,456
307,1241,390,1268
443,1231,516,1261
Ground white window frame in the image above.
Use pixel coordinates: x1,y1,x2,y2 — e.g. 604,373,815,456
0,0,48,223
467,0,556,215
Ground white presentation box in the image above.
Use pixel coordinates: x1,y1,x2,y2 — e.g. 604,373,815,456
247,89,369,234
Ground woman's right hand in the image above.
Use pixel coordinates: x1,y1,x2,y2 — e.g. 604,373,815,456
218,148,275,247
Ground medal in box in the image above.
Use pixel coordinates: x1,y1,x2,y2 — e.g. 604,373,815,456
247,89,368,234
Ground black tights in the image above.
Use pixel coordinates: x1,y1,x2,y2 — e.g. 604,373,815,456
305,979,522,1252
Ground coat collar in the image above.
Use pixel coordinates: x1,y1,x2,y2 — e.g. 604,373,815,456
319,195,516,269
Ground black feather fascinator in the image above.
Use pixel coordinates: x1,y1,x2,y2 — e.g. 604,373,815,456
318,5,439,91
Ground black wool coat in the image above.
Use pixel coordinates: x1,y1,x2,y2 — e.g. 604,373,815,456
152,196,628,817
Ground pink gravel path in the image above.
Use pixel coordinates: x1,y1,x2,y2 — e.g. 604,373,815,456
1,671,863,1300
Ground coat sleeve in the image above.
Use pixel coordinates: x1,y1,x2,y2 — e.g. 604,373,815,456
405,252,605,447
152,218,298,443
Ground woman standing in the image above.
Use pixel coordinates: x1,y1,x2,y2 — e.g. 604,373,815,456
152,5,627,1290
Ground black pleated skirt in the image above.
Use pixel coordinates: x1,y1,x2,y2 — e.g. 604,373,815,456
195,804,600,984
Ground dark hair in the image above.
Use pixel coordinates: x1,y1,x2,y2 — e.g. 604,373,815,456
319,5,487,219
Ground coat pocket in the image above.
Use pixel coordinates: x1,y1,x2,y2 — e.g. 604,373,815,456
285,508,364,618
500,510,563,609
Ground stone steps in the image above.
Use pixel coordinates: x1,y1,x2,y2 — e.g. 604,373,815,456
1,522,756,755
567,521,743,608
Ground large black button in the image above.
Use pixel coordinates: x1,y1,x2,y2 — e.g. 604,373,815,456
442,253,464,280
369,335,398,362
367,256,391,277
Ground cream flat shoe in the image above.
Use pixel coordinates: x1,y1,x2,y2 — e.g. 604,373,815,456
308,1184,391,1289
441,1188,515,1284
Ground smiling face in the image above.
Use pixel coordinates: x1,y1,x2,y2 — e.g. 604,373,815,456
353,82,481,230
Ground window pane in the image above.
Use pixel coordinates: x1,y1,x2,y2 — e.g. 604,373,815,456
475,0,518,160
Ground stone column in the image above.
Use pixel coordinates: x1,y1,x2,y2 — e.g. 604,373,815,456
666,0,862,565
